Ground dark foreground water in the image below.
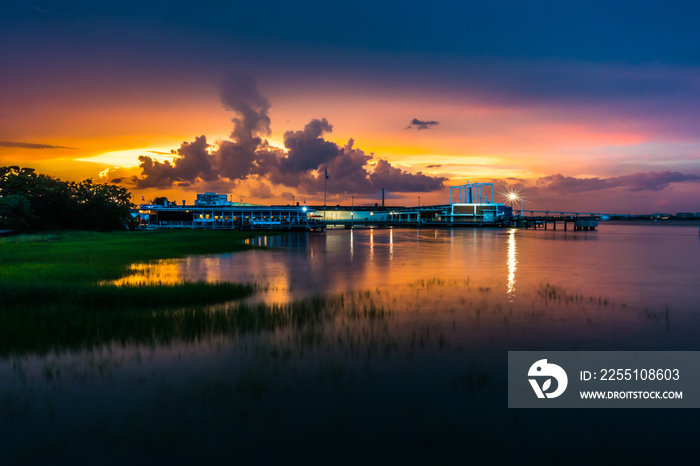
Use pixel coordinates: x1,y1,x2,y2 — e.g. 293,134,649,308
2,222,700,464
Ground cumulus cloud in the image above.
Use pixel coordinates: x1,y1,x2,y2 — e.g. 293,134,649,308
132,135,216,188
220,74,271,142
405,118,439,130
0,140,75,149
280,118,339,173
133,74,273,188
535,170,700,193
370,159,446,192
248,180,275,199
129,74,446,196
99,166,139,185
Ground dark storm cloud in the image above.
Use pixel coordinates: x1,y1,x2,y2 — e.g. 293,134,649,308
248,181,275,199
370,160,445,192
295,139,375,195
536,171,700,193
280,119,339,173
405,118,439,130
131,76,446,195
292,139,446,195
134,74,273,188
132,135,216,188
219,74,271,144
0,140,75,149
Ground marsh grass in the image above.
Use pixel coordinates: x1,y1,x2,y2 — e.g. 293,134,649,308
0,293,356,354
0,229,264,307
0,230,278,353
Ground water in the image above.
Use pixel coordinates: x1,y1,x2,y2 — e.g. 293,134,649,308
3,222,700,464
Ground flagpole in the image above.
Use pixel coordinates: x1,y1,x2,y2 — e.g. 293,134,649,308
324,168,327,222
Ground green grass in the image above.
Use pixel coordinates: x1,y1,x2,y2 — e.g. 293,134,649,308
0,229,290,353
0,229,267,309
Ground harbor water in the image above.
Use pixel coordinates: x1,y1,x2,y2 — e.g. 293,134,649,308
2,221,700,464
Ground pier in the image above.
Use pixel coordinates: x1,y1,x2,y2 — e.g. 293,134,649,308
502,213,599,231
317,214,598,230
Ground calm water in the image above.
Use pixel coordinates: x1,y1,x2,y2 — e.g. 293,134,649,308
3,222,700,464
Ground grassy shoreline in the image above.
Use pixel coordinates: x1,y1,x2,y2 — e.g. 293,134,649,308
0,229,289,353
0,229,271,309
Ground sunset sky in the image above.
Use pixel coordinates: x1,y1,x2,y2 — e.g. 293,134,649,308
2,0,700,213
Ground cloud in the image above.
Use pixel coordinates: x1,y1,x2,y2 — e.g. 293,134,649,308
405,118,439,130
220,73,271,144
370,159,446,192
535,170,700,193
290,139,447,195
280,118,339,173
129,75,447,196
425,164,442,168
295,139,375,194
0,141,75,149
98,166,138,184
147,150,174,155
248,180,275,199
133,73,272,188
132,135,216,188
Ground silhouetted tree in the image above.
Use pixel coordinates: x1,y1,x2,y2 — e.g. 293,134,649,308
0,166,135,232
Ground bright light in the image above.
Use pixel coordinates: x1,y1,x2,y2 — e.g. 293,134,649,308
501,188,527,216
501,188,525,207
302,206,308,212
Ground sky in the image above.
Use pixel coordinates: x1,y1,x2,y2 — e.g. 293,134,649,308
2,0,700,214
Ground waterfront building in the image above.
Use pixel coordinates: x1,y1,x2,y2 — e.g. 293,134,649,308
136,194,320,230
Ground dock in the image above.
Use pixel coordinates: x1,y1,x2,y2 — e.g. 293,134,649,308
502,214,598,231
319,215,598,230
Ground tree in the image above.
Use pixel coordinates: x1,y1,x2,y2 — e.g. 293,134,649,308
0,194,37,232
0,166,136,232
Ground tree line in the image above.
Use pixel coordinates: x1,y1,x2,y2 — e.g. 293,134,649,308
0,166,135,232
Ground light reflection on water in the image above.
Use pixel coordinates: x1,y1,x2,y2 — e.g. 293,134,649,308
507,228,517,301
110,223,700,313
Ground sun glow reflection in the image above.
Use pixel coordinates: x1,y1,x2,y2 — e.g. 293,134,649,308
507,229,517,301
108,260,184,286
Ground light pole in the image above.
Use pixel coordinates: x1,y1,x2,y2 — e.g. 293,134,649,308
324,168,328,222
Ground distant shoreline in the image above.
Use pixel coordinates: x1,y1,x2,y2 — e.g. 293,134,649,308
603,218,700,226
